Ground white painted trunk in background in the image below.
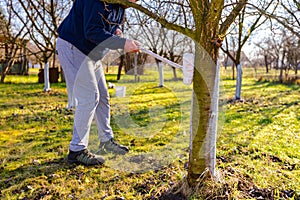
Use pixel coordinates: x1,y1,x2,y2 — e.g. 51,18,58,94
44,62,51,92
158,62,164,87
235,64,242,100
182,53,194,85
134,53,138,82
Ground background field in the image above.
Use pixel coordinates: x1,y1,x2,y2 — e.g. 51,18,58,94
0,66,299,199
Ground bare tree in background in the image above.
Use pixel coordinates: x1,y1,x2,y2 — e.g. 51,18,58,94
278,32,299,81
249,0,300,38
221,1,273,100
256,30,299,83
11,0,72,89
163,29,193,79
126,5,193,80
285,36,300,76
255,39,277,74
254,0,300,82
0,0,29,83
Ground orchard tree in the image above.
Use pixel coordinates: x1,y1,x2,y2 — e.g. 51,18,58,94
255,0,300,82
104,0,248,186
255,39,277,74
220,1,273,100
250,0,300,38
11,0,72,90
0,0,29,83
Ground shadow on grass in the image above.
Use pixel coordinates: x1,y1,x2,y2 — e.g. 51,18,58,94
0,158,69,191
254,79,300,89
222,95,300,167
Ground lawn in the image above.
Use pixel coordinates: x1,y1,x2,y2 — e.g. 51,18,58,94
0,67,299,199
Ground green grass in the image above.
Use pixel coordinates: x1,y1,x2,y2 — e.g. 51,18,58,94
0,67,299,199
219,79,300,190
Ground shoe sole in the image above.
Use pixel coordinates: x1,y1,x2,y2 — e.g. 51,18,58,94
67,159,105,166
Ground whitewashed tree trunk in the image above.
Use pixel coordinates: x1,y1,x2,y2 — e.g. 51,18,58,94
205,60,220,177
44,62,51,92
235,64,242,100
188,47,217,181
158,61,164,87
134,53,138,82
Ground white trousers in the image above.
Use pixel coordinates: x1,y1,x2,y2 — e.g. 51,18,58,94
56,38,113,152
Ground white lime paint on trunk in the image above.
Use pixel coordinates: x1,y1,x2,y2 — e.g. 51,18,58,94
134,53,138,82
44,62,51,92
158,61,164,87
205,59,220,177
235,64,242,100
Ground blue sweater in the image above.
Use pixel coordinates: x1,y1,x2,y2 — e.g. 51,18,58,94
57,0,126,61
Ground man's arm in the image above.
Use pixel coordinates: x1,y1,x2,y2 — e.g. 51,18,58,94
83,1,126,50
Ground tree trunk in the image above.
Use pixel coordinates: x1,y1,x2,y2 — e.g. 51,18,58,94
0,44,9,83
100,0,247,189
235,64,242,100
134,53,139,82
158,61,164,87
44,62,51,92
0,59,15,83
188,43,218,186
232,64,235,80
279,49,286,83
52,50,56,68
172,67,178,80
279,64,283,83
117,55,124,81
0,62,8,83
264,55,269,74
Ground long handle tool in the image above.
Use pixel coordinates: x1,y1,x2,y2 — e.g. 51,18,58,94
140,48,194,85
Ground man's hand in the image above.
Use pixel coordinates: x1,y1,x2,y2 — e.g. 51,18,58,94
114,29,123,37
124,39,140,53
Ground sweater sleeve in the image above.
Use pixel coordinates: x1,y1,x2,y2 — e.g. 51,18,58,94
83,1,126,50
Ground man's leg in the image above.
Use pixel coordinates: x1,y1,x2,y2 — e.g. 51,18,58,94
56,38,77,109
94,62,114,142
94,62,129,155
70,54,99,151
56,38,104,165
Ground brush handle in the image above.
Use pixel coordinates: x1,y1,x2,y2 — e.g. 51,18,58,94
140,48,182,69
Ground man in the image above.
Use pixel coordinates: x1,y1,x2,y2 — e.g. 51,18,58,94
56,0,140,166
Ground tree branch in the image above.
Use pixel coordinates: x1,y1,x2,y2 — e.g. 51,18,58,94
248,2,300,38
219,0,248,37
102,0,195,39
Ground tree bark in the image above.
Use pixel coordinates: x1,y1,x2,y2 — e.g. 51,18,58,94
172,67,178,80
117,55,124,81
264,55,269,73
188,42,218,186
279,49,286,83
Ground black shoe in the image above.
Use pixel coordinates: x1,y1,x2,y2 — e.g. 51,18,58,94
98,139,129,155
68,149,105,166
